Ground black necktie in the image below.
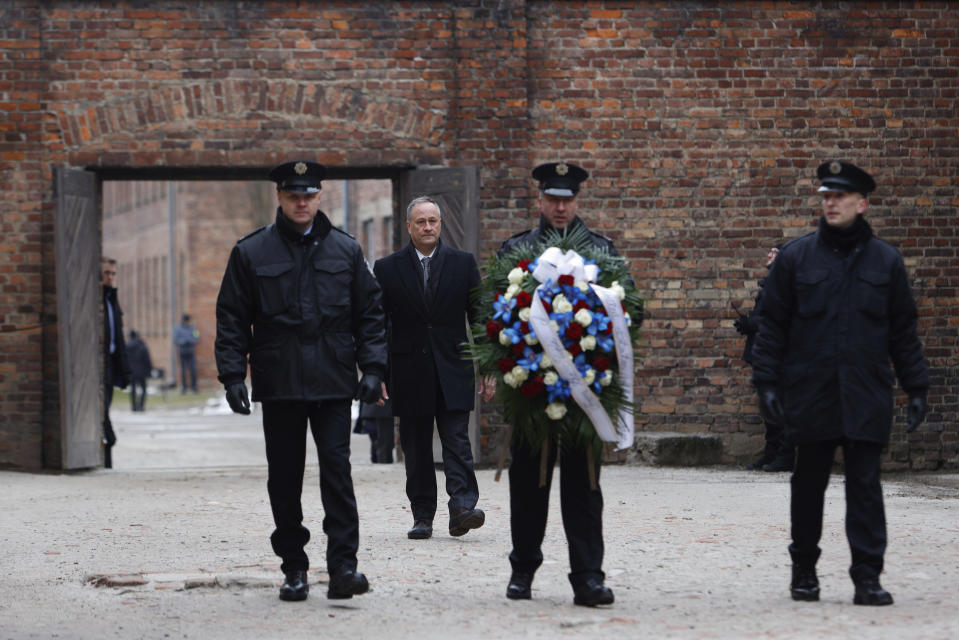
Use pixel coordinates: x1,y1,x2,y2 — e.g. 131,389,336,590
421,256,431,298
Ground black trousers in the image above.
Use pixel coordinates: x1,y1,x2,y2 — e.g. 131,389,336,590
262,399,359,574
790,438,886,583
398,404,479,522
130,376,147,412
103,373,117,468
508,439,605,588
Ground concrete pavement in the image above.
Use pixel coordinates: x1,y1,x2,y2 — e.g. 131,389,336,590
1,397,957,639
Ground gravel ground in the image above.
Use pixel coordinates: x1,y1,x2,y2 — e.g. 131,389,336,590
1,401,957,640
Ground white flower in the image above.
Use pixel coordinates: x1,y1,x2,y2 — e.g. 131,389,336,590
550,320,559,332
505,283,521,299
508,267,526,285
540,353,552,370
545,402,567,420
580,335,596,351
599,371,612,387
499,330,512,346
553,294,573,314
574,308,593,327
510,366,529,384
524,334,539,346
543,371,558,386
610,281,626,301
518,307,531,322
503,371,518,388
583,368,596,385
576,280,589,293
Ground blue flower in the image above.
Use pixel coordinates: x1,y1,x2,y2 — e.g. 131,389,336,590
587,313,610,336
493,294,516,322
502,321,525,344
595,334,615,352
517,347,542,371
546,377,571,402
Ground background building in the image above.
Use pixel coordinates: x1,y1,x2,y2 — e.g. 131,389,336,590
2,1,957,471
102,179,392,390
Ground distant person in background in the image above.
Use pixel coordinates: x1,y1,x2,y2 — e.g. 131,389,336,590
102,257,130,469
354,398,395,464
126,330,153,412
173,313,199,393
735,244,792,472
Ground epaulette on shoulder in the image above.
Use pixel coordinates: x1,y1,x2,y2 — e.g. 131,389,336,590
237,225,268,244
332,226,356,240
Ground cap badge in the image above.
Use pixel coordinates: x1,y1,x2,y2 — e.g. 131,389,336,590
556,163,569,176
294,162,308,175
829,161,842,175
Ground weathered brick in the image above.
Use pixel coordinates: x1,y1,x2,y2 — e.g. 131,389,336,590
0,0,956,470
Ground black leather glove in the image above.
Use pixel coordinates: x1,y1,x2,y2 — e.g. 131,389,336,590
758,387,784,425
733,317,747,335
225,382,251,415
906,393,927,433
356,374,382,405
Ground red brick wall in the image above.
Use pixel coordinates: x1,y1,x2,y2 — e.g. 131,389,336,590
1,1,957,470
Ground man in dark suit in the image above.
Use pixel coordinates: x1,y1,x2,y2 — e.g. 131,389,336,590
101,257,130,468
373,196,485,540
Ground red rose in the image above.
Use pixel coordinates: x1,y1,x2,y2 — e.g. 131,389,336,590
486,320,503,339
593,356,611,372
541,298,552,313
573,300,590,312
567,343,582,356
515,290,532,308
497,357,516,373
512,342,525,355
558,274,575,286
520,376,545,398
565,323,583,340
603,323,613,335
520,321,530,334
517,259,531,272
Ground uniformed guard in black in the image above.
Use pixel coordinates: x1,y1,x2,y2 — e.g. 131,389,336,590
751,160,929,606
495,161,622,607
215,160,388,602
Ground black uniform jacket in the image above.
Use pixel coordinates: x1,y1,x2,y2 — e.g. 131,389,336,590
373,240,481,417
498,216,618,255
751,217,928,445
214,209,388,403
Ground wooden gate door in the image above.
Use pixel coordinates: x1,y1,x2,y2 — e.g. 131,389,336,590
54,168,103,469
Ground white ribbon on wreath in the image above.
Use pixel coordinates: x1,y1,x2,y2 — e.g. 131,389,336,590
528,247,635,450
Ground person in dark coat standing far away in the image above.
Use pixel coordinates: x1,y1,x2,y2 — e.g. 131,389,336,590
373,196,485,541
214,160,388,603
735,245,793,472
493,162,624,608
125,330,152,412
751,160,929,606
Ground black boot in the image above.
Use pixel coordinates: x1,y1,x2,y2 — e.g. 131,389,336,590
327,567,369,600
763,444,795,472
854,578,893,606
790,564,820,601
572,578,614,607
506,571,534,600
278,569,309,601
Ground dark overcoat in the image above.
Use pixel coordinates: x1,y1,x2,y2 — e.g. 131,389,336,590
373,240,481,417
751,218,928,445
214,209,388,402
